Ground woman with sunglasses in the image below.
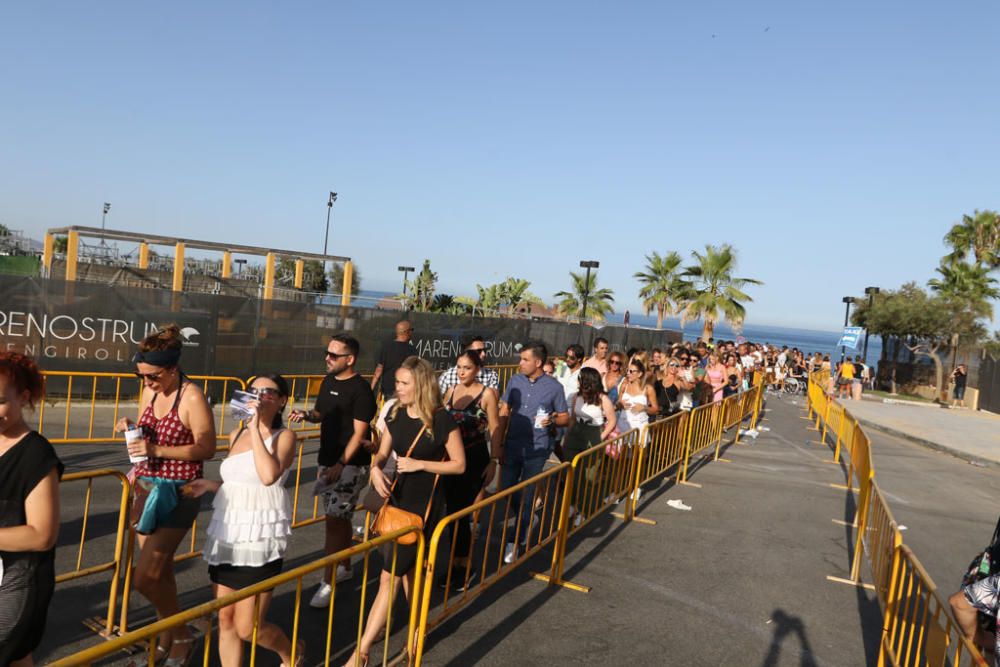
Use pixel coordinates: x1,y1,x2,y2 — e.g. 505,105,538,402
616,359,659,433
724,353,744,391
603,351,627,405
655,358,691,418
115,325,216,667
184,374,302,667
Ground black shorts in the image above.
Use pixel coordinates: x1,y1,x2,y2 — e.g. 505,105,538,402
954,385,966,400
163,494,201,529
209,559,283,590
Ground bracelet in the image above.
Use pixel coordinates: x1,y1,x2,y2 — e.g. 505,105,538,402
337,459,347,466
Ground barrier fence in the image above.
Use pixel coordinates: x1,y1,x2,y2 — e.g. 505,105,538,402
807,372,986,666
50,526,426,667
53,368,763,665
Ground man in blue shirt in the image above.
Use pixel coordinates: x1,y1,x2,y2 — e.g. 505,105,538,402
498,341,568,563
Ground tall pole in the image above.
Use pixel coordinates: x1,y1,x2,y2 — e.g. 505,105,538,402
323,192,337,256
861,286,879,365
839,296,853,365
398,265,414,296
101,202,111,245
579,260,599,324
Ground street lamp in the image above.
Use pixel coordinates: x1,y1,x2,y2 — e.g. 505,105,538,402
323,192,338,256
398,265,415,297
579,260,600,323
839,296,855,364
101,202,111,245
861,286,880,365
234,258,247,277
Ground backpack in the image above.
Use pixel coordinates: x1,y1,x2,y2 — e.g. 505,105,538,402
962,516,1000,633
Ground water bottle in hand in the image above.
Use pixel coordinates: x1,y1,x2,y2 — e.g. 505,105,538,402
125,424,147,464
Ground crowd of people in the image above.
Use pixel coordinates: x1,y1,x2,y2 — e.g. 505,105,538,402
0,317,881,667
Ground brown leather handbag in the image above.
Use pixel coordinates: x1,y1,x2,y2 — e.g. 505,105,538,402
372,424,440,546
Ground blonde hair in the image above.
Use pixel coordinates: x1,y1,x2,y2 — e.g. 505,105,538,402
390,356,442,427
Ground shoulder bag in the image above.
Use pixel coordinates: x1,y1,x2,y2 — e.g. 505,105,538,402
962,515,1000,633
371,424,440,546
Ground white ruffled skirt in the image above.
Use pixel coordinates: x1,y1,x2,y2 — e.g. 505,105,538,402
203,482,292,567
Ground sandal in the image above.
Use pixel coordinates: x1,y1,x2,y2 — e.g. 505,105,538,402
162,636,198,667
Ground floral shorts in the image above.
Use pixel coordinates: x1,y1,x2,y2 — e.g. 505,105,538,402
314,465,369,520
963,574,1000,664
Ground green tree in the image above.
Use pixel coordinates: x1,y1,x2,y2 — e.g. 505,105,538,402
54,236,68,253
329,262,361,295
554,271,615,322
402,260,437,312
928,260,999,320
943,209,1000,269
680,244,762,341
634,251,689,329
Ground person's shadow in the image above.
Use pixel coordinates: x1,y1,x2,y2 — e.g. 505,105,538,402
760,609,819,667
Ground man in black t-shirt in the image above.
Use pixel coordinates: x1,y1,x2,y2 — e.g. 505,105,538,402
370,320,416,399
290,333,376,607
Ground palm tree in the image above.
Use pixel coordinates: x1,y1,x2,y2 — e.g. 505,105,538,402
681,244,762,341
634,251,689,329
928,260,999,320
943,210,1000,269
554,271,615,322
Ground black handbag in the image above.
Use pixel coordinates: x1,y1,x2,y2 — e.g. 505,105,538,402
962,515,1000,632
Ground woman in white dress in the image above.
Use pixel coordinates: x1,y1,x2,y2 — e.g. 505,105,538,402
616,359,659,432
183,374,301,667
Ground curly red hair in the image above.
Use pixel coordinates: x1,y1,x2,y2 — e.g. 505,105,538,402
0,351,45,408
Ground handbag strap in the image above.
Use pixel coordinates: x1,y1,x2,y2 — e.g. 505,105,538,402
989,514,1000,548
382,423,427,506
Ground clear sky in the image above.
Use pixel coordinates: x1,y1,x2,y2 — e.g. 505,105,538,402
1,1,997,331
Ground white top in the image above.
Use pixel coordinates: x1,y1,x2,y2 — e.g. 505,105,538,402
619,387,650,430
556,365,581,402
204,429,292,567
572,397,606,426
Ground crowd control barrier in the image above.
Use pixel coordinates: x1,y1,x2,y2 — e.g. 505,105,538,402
414,462,571,649
807,373,986,665
35,371,246,445
49,526,426,667
56,469,131,638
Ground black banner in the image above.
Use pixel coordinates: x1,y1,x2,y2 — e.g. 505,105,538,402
0,276,681,376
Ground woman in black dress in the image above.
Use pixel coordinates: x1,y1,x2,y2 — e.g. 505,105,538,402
344,356,465,667
0,352,63,667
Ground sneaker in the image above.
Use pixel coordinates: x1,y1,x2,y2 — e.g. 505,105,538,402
630,487,643,503
309,582,332,608
335,564,353,583
572,513,583,528
455,568,477,592
503,542,517,564
438,565,477,592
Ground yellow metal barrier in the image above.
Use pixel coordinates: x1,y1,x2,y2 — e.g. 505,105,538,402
35,371,246,445
50,526,425,667
635,411,689,488
680,402,722,482
881,544,986,666
808,373,987,665
57,469,131,638
414,462,571,652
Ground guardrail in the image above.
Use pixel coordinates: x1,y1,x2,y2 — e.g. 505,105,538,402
49,526,426,667
807,372,986,665
56,469,131,638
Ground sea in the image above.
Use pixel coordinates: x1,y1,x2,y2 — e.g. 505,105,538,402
351,290,881,364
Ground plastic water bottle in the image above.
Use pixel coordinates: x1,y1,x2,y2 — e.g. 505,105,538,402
534,407,547,429
125,424,147,464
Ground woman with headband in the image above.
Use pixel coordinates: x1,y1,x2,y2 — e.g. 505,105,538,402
115,325,216,667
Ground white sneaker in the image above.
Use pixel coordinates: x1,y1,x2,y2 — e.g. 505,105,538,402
309,582,332,608
631,488,643,503
573,513,583,528
503,542,517,564
335,564,353,583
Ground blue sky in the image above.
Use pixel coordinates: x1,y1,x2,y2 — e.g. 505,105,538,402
1,1,998,331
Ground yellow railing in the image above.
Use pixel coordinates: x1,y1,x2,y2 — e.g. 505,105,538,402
56,469,131,638
50,525,425,667
807,372,986,665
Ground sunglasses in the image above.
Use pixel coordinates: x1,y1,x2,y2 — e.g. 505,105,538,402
134,370,167,381
566,355,578,361
609,360,622,366
668,363,679,368
469,348,486,354
325,350,351,359
251,387,281,398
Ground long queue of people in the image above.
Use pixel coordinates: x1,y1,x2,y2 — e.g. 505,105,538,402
1,321,782,667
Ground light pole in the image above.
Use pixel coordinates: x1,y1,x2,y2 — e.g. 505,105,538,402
101,202,111,245
323,192,338,256
861,286,880,365
235,259,247,277
579,260,600,323
839,296,854,364
398,265,415,301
